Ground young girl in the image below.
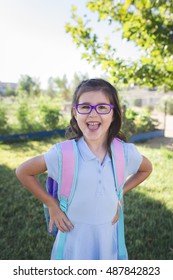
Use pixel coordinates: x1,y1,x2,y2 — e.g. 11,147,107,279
16,78,152,260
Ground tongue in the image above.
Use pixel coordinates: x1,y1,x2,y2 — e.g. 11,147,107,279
88,123,100,131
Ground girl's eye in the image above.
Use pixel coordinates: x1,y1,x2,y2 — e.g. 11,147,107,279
99,105,106,109
77,104,91,113
83,105,90,109
98,105,108,110
80,105,90,110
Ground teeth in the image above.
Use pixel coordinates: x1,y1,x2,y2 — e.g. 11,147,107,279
88,122,99,125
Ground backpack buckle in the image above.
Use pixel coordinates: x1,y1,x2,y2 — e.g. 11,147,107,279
118,186,123,201
60,197,68,213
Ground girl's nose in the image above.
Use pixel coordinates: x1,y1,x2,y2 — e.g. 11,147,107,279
89,108,98,116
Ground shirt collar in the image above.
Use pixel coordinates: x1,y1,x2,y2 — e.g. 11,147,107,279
77,137,111,163
77,137,96,161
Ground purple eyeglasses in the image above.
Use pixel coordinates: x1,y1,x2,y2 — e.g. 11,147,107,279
75,103,114,115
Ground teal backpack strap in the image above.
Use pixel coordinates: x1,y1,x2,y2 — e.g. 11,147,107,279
111,138,127,260
55,139,78,260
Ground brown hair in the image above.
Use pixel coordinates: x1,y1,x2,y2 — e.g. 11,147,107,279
66,79,126,147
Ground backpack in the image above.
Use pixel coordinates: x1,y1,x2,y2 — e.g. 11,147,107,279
43,138,127,260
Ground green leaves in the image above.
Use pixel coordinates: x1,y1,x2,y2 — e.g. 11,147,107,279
65,0,173,90
16,75,41,96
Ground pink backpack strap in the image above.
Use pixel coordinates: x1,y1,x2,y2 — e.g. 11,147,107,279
111,138,127,260
60,140,75,197
56,139,78,212
55,139,78,260
111,138,125,193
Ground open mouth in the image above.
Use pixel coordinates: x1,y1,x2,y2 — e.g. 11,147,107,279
87,122,101,131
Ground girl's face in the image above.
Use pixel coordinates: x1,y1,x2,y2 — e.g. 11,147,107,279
74,90,114,146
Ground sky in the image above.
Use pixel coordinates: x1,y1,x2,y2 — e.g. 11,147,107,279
0,0,141,88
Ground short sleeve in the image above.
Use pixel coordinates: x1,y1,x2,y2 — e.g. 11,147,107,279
124,143,143,178
44,145,59,182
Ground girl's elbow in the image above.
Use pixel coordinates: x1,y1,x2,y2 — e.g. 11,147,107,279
143,156,153,172
148,159,153,173
146,160,153,177
16,163,27,181
15,165,22,180
140,156,153,178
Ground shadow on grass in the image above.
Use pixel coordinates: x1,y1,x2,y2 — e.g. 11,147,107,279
137,136,173,150
124,191,173,260
0,165,54,260
0,135,64,153
0,164,172,260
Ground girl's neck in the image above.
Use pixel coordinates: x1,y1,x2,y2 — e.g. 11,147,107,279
84,138,108,162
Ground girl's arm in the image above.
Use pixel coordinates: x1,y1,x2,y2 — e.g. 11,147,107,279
16,155,73,232
112,156,152,224
123,155,152,195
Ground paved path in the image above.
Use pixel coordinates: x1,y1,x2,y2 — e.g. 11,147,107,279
152,112,173,137
164,115,173,138
142,112,173,150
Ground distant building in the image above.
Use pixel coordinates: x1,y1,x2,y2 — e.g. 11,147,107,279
122,86,173,107
0,82,18,95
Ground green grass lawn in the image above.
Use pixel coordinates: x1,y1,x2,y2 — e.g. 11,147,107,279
0,137,173,260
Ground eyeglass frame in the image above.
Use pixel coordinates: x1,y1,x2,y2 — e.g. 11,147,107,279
74,103,115,115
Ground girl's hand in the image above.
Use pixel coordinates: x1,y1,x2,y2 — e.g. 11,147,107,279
16,155,74,233
112,200,122,225
48,200,74,233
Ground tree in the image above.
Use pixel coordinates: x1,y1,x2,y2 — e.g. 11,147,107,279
47,77,57,97
65,0,173,91
53,73,89,101
54,74,71,101
0,100,8,134
4,85,16,96
70,72,89,93
16,75,41,95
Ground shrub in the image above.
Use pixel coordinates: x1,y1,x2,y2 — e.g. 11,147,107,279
40,105,62,130
144,104,154,113
134,112,159,134
16,101,31,131
165,97,173,115
123,107,159,139
0,100,8,134
122,108,137,138
157,96,173,115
